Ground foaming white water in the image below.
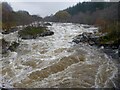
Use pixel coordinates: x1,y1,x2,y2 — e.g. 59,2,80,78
1,23,118,88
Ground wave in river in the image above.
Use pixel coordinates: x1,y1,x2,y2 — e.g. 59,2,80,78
1,23,118,88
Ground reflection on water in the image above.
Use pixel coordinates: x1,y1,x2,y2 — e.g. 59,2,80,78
1,23,118,88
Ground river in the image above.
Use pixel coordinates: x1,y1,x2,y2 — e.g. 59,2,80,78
0,23,119,88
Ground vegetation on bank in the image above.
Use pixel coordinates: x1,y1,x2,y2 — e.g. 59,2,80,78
18,26,54,39
99,22,120,45
18,26,47,37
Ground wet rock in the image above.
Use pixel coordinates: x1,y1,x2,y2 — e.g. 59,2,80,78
40,30,54,37
19,35,36,39
73,32,99,45
1,39,10,54
8,42,20,52
43,22,52,26
82,25,91,28
1,39,20,55
73,32,120,59
2,27,18,34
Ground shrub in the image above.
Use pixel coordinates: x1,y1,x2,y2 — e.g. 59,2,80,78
18,26,47,37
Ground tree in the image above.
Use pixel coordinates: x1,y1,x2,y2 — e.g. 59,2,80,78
2,2,43,31
55,11,71,22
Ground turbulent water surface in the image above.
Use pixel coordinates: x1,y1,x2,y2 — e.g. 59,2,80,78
1,23,119,88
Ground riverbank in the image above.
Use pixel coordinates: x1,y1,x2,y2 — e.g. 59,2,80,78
72,31,120,89
72,31,120,61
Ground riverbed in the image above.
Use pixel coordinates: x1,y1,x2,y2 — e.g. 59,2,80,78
0,23,119,88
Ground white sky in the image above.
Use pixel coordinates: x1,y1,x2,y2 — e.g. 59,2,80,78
2,0,113,17
9,2,79,17
2,0,90,2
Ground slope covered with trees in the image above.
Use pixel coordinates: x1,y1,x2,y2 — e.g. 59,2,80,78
2,2,42,31
65,2,119,24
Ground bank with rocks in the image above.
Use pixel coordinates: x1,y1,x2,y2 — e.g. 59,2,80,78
1,38,19,55
73,32,120,60
2,22,54,55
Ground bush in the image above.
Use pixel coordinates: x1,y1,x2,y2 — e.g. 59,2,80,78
99,22,120,44
18,26,47,36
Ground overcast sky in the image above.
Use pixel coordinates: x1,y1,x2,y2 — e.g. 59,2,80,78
9,2,79,17
2,0,114,17
2,0,92,17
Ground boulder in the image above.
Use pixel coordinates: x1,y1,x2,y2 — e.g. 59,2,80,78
2,27,18,34
73,32,99,45
1,39,9,54
1,39,20,55
8,42,20,52
40,30,54,37
43,22,52,26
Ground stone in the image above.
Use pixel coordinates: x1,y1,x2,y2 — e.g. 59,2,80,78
43,22,52,26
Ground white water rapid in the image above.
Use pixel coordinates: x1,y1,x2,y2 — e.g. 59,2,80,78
1,23,118,88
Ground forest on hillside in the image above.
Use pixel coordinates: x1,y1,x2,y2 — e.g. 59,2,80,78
45,2,119,24
2,2,42,31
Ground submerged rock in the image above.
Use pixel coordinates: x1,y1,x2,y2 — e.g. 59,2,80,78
73,32,120,59
1,38,20,55
40,30,54,37
8,42,20,52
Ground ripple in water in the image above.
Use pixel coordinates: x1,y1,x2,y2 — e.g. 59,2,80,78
1,23,118,88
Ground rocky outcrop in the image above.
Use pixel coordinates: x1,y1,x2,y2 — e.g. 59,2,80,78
40,30,54,37
1,39,9,54
8,41,20,52
2,27,18,34
1,39,19,55
73,32,99,45
43,22,52,26
73,32,120,59
18,26,54,39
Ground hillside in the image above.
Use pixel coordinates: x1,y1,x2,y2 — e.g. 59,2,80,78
2,2,42,31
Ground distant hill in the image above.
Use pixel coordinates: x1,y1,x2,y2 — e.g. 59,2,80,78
2,2,42,31
44,2,119,24
65,2,112,15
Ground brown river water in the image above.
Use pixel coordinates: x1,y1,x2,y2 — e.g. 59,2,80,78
0,23,119,88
